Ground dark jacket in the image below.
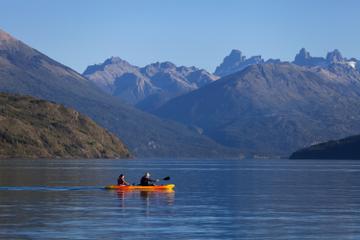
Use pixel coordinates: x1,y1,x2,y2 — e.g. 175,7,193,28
140,176,156,186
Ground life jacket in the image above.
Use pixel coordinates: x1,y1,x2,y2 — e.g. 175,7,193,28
118,177,126,185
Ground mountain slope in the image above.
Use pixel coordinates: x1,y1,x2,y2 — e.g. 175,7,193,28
155,62,360,156
0,28,237,158
83,58,218,111
290,135,360,159
0,93,130,159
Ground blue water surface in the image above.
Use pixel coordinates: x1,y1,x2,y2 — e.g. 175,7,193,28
1,159,360,239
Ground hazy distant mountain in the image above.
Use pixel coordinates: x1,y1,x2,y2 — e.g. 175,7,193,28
156,62,360,157
0,93,130,159
290,134,360,160
0,28,238,158
83,58,218,111
214,49,264,77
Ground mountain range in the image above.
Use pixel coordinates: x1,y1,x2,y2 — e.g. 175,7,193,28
155,61,360,157
84,48,359,116
3,26,360,159
0,28,238,158
83,58,218,111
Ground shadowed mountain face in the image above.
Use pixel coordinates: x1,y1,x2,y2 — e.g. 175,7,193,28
0,93,130,159
0,28,238,158
290,135,360,160
155,62,360,157
83,58,218,112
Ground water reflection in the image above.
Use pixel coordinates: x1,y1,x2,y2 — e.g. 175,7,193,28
115,189,175,209
139,190,175,205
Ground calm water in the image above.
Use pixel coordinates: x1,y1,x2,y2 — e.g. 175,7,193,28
1,159,360,239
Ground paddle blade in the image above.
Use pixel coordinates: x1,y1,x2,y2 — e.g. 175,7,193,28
163,176,170,181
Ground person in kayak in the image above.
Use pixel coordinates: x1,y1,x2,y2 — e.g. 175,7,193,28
117,174,130,186
140,172,159,186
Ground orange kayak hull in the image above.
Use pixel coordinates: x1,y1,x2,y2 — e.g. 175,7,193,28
104,184,175,191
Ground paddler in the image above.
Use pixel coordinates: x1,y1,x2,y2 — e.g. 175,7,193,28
117,174,130,186
140,172,159,186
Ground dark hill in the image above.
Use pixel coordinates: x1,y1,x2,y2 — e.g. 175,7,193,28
0,93,130,159
290,135,360,159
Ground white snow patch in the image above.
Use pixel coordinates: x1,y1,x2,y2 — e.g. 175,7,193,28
346,61,357,69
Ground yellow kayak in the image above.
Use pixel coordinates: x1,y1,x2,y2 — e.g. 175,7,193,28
104,184,175,191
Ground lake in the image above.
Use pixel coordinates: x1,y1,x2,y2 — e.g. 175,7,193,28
1,159,360,239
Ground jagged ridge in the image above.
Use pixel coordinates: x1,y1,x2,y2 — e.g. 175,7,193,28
83,58,218,111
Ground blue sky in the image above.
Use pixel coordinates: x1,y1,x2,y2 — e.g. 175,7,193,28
1,0,359,73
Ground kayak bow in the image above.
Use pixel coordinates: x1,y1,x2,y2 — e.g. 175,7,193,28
104,184,175,191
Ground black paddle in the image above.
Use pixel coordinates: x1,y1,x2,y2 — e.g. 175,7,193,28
132,176,170,185
156,176,170,182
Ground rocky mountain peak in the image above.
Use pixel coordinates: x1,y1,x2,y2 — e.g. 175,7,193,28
104,56,127,64
293,48,327,67
326,49,344,63
145,61,177,71
160,61,177,69
295,48,311,61
83,56,135,76
141,62,178,78
227,49,245,62
214,49,263,77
